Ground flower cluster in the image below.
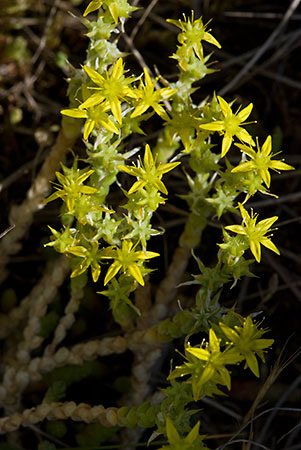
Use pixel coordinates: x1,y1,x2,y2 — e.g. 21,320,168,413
61,59,176,140
42,2,294,447
169,316,274,401
83,0,138,24
167,12,221,70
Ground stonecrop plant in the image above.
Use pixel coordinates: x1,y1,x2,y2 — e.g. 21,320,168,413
0,1,295,449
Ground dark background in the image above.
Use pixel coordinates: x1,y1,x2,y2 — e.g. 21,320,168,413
0,0,300,448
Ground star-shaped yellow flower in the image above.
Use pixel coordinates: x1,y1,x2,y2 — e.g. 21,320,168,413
158,418,207,450
103,240,159,286
118,144,180,195
186,329,241,390
79,58,136,124
167,12,221,63
61,102,119,140
83,0,138,24
232,135,294,188
199,96,255,157
219,316,274,377
225,203,279,262
130,68,176,120
44,163,98,213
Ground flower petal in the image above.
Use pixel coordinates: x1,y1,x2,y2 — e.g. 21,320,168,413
77,169,95,184
110,98,122,124
260,238,280,255
143,68,154,88
221,133,233,157
153,179,168,194
83,0,102,16
209,329,220,352
198,366,215,385
219,323,239,342
257,216,278,232
245,351,259,377
131,103,148,118
231,162,254,173
91,263,101,282
237,103,253,122
218,366,231,390
186,347,209,361
261,135,272,155
104,262,122,285
79,93,105,109
83,65,104,85
43,191,63,204
225,225,246,235
83,119,95,140
270,160,294,171
153,104,169,120
71,260,89,278
217,96,232,118
254,338,274,349
112,58,123,79
250,240,261,262
118,165,141,178
135,251,160,260
259,168,271,187
158,161,181,174
236,128,254,146
204,32,221,48
128,263,144,285
235,143,257,159
61,108,87,118
109,2,119,24
79,185,99,194
199,121,224,131
99,118,119,134
128,180,146,194
143,144,154,167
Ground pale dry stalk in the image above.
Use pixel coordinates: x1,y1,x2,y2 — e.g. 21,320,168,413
0,121,81,282
0,401,119,434
0,256,70,413
0,336,128,413
44,286,83,357
0,256,70,342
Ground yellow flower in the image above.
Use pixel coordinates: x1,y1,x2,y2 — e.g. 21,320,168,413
83,0,138,24
68,242,103,282
61,102,119,140
167,12,221,63
131,68,176,120
199,96,255,157
219,316,274,377
103,240,159,286
79,58,136,124
44,163,98,213
168,328,241,401
232,135,294,188
225,203,279,262
158,418,207,450
118,144,180,195
186,329,241,390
